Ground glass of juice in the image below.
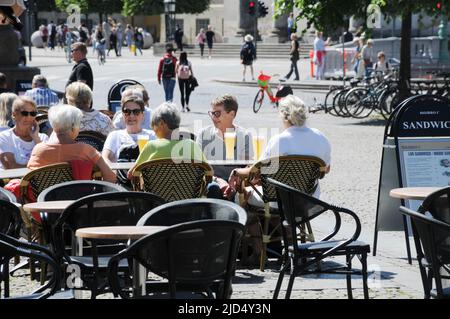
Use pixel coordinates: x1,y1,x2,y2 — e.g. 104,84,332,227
137,134,149,152
253,135,266,161
224,131,236,160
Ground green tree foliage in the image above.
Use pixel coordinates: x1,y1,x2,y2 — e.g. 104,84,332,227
122,0,210,17
35,0,58,11
54,0,89,14
274,0,449,99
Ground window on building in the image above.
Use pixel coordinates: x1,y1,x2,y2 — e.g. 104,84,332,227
196,19,210,35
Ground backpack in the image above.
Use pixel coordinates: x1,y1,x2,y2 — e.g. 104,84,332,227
178,63,191,80
162,57,175,78
241,43,253,60
116,144,140,189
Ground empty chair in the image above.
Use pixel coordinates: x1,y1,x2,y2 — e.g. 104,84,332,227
0,188,17,203
137,198,247,227
267,178,370,299
53,191,165,298
401,205,450,299
108,220,245,299
0,233,61,299
75,131,107,152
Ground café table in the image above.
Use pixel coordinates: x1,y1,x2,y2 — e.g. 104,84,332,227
22,200,75,214
75,225,168,297
0,167,31,179
389,186,443,264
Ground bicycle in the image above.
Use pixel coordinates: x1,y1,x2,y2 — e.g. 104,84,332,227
253,72,286,113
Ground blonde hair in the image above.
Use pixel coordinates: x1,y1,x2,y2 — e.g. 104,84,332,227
0,93,17,127
65,82,92,110
278,95,307,127
12,96,37,114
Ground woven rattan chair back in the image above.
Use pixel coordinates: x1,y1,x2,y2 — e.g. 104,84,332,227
20,163,73,204
75,131,107,152
132,159,213,202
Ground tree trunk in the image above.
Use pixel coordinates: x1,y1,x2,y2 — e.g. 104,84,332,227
399,10,412,101
99,12,103,24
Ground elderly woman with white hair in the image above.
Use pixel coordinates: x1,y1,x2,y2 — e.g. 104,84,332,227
0,96,48,169
0,92,18,132
27,104,116,183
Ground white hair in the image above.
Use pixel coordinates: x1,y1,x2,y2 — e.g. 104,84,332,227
278,95,307,127
48,104,83,134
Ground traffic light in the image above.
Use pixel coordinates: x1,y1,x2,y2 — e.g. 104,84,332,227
248,1,256,15
437,2,441,10
258,1,269,18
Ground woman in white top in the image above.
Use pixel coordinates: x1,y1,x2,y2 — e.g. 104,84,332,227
0,92,18,132
0,96,48,169
102,94,155,164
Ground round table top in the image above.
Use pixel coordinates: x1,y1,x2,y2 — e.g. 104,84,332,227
22,200,75,213
75,226,168,240
389,187,442,200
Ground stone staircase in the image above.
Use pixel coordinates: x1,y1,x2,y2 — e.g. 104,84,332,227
155,42,313,59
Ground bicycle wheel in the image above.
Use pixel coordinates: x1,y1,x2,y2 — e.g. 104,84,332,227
324,86,343,117
253,89,265,113
344,87,376,119
332,88,351,117
379,87,401,120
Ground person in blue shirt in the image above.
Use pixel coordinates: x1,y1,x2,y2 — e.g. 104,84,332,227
24,75,59,106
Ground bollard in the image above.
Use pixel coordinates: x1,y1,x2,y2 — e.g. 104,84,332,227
309,50,315,77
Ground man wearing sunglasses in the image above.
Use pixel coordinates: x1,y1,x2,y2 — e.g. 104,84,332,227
196,94,253,162
66,42,93,90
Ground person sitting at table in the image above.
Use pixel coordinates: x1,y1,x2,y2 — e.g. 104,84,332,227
65,81,114,134
112,84,152,130
226,95,331,262
27,104,116,183
196,94,253,161
102,94,156,164
128,102,206,175
0,92,18,132
0,96,48,169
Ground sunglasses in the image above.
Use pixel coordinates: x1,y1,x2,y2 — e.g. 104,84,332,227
20,111,37,117
208,110,223,118
122,108,142,116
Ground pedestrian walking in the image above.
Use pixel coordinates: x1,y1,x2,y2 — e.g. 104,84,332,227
157,46,177,102
284,33,300,81
196,28,206,58
125,24,133,50
66,42,94,91
48,21,56,50
134,27,143,56
102,19,111,51
176,52,194,112
361,38,374,77
287,12,295,40
116,23,123,56
313,31,330,80
174,24,184,52
108,27,118,57
206,25,215,59
39,24,48,49
240,34,256,82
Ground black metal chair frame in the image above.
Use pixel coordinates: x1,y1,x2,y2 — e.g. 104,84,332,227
400,206,450,299
240,155,327,271
267,178,370,299
53,191,165,299
108,220,245,299
75,130,107,152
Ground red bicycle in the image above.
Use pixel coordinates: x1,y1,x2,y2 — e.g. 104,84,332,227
253,72,287,113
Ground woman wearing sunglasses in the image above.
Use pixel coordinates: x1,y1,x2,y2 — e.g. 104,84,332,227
102,94,155,164
0,96,48,169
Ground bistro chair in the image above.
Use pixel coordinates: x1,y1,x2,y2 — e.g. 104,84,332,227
35,114,51,136
0,188,17,203
75,131,107,152
53,191,165,299
116,144,140,190
36,106,49,115
0,233,62,299
99,109,115,120
268,178,370,299
401,205,450,299
238,155,327,271
132,158,213,202
172,129,197,141
108,220,245,299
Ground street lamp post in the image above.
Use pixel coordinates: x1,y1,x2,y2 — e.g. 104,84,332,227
438,11,449,62
164,0,176,43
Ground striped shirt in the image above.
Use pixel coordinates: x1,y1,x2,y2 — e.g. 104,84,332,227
24,87,59,106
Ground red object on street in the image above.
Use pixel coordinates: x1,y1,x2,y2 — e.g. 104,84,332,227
309,50,315,77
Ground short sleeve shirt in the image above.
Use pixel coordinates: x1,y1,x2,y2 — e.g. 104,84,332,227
66,59,94,90
0,128,49,168
103,129,156,162
206,31,215,44
80,110,114,135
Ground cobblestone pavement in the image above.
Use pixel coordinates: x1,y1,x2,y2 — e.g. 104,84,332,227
4,49,425,299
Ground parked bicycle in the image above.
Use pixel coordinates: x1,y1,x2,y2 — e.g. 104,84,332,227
253,72,288,113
